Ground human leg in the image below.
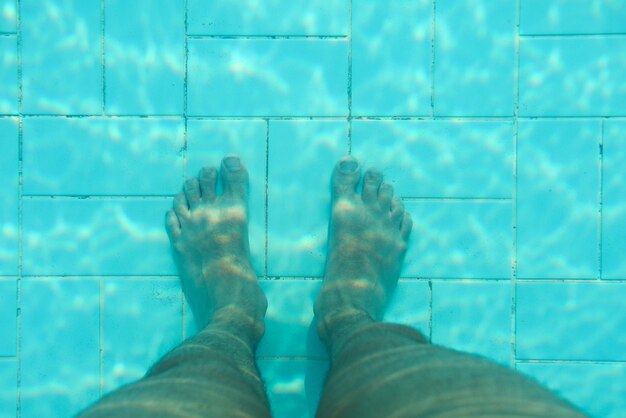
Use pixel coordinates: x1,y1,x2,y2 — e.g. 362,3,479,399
78,156,271,418
314,157,587,418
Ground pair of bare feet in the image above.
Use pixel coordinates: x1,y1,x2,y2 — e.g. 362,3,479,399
165,155,412,345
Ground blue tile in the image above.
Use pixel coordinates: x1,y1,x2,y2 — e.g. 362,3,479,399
434,0,515,116
22,199,176,276
403,201,512,279
187,0,348,36
520,37,626,117
105,0,184,115
186,120,267,274
21,278,100,418
188,39,348,117
103,279,183,393
0,359,16,418
385,280,430,337
517,363,626,418
520,0,626,35
23,117,184,195
352,0,432,116
258,280,325,358
267,121,346,277
0,1,16,33
21,0,102,115
258,359,327,418
0,280,16,356
352,120,513,198
0,117,18,275
517,121,599,279
0,36,17,114
432,281,511,365
516,282,626,361
602,121,626,279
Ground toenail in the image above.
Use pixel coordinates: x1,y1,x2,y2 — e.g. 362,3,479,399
340,159,358,173
224,156,241,171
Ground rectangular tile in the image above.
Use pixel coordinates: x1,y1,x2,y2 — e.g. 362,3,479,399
267,121,346,277
187,0,348,36
520,0,626,35
21,0,102,115
186,120,267,274
517,121,599,279
22,117,184,195
432,281,511,365
104,0,184,115
602,121,626,279
516,282,626,361
0,0,16,32
517,362,626,418
188,39,348,117
403,201,512,279
385,280,430,337
0,117,18,275
352,0,432,116
434,0,516,116
21,279,100,418
352,120,513,198
103,279,183,393
519,37,626,117
0,36,17,114
22,199,176,276
258,359,327,418
0,280,16,356
258,280,324,358
0,359,16,418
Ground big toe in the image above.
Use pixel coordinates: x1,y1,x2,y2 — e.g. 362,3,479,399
220,155,249,202
332,156,361,200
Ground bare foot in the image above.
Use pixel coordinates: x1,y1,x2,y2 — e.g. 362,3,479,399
315,156,412,337
165,155,266,342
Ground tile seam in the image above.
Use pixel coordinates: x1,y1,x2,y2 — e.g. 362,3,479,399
346,0,352,153
512,0,521,367
598,120,604,280
430,0,436,117
15,0,22,415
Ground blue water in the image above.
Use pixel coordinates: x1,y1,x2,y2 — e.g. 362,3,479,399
1,0,626,417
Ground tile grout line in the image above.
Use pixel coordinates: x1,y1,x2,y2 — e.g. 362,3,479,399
428,281,433,342
430,0,437,118
520,32,626,39
598,120,604,280
346,0,353,153
98,0,106,395
187,34,348,40
15,0,23,416
511,0,521,368
264,119,270,279
181,0,190,342
100,0,106,114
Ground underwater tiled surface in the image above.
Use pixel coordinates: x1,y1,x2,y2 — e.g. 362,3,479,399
4,0,626,417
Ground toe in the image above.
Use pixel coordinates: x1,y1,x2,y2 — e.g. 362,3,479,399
220,155,249,202
332,156,361,200
378,183,394,211
362,168,382,205
165,209,181,242
400,212,413,241
173,192,189,219
390,198,404,226
184,177,202,209
199,167,217,202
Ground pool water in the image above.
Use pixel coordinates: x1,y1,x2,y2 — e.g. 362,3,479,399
1,0,626,417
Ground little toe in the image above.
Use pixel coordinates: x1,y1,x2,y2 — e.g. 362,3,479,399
165,209,181,242
378,183,394,211
184,177,202,209
332,156,361,200
390,198,404,226
400,212,413,241
362,168,383,205
220,155,249,202
173,192,189,219
199,167,217,202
